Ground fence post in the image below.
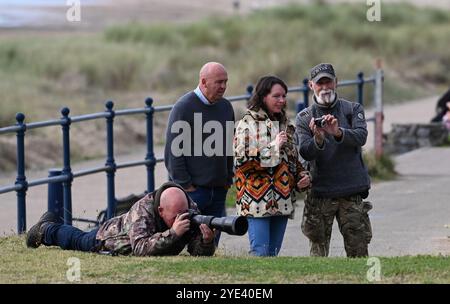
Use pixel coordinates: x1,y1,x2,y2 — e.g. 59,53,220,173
145,98,155,193
246,85,254,100
296,78,308,113
105,101,117,219
15,113,27,234
357,72,364,105
374,60,384,159
245,84,253,109
301,78,310,112
47,169,64,223
61,107,73,225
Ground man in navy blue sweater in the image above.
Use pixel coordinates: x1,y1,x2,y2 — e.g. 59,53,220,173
296,63,372,257
164,62,235,247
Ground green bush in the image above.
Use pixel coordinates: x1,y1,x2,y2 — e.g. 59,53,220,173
364,152,397,181
105,23,180,45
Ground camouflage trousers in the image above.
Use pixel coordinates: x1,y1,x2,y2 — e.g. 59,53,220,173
301,192,372,257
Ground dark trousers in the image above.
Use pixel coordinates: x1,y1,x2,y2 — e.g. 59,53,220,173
187,186,228,246
43,223,100,252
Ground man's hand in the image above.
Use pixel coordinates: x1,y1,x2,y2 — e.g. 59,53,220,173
171,212,191,237
199,224,214,244
309,115,342,145
309,117,325,146
321,114,341,137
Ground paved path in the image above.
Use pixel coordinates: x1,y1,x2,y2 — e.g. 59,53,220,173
1,95,449,256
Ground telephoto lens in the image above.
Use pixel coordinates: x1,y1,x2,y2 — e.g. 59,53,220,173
188,209,248,236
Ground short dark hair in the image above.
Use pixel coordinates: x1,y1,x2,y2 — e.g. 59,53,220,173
248,75,288,122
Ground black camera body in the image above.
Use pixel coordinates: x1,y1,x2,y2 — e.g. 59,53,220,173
187,209,248,236
314,117,326,128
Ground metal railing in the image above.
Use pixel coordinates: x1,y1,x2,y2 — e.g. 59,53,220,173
0,70,382,234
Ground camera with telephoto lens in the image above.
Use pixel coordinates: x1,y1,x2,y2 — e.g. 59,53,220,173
187,209,248,236
314,117,326,128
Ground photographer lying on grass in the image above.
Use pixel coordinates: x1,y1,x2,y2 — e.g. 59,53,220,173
26,182,215,256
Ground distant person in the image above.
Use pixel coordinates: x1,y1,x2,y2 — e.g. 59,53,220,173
431,87,450,122
164,62,235,247
233,0,240,12
296,63,372,257
26,182,215,256
443,102,450,131
234,75,311,256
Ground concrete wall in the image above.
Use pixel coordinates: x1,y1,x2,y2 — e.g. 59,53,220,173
384,123,449,154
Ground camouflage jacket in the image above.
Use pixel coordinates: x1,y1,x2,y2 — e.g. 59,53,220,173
95,186,215,256
234,109,309,219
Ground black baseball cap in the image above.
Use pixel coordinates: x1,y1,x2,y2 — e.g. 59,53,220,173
310,63,336,82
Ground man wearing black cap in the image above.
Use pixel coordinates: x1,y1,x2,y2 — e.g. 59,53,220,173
295,63,372,257
25,182,215,256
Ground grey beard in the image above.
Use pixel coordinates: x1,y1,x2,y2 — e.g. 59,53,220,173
315,91,336,105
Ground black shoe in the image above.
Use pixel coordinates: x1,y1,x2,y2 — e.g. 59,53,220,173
26,211,59,248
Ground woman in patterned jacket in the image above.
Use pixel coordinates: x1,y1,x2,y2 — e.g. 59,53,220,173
234,75,311,256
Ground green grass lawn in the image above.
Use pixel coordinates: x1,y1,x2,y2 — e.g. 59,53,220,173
1,236,448,283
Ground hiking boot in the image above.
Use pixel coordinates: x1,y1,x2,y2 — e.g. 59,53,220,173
26,211,59,248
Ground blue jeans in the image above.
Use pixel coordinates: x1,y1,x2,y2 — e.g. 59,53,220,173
187,186,228,246
43,223,100,252
247,216,288,256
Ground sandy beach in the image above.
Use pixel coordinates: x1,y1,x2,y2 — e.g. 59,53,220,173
0,0,273,31
1,0,449,32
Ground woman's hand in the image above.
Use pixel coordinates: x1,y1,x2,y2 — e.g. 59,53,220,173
297,171,311,190
274,131,288,149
